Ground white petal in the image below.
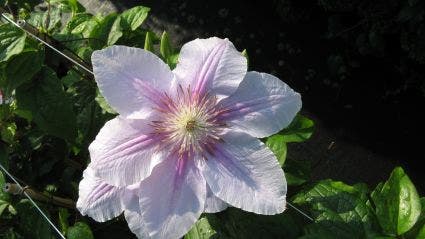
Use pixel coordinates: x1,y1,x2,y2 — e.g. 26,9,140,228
219,71,301,138
204,186,228,213
138,155,206,239
199,131,287,215
125,210,150,239
92,45,175,119
89,116,163,186
76,167,128,222
173,37,247,101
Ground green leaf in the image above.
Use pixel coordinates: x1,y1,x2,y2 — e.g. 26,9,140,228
89,13,117,49
0,171,11,201
201,208,302,238
16,67,77,142
293,180,379,238
280,114,314,143
107,6,150,45
15,199,54,239
119,6,150,31
285,158,311,186
144,31,154,52
0,122,17,144
0,200,9,216
58,208,70,235
371,167,421,235
185,217,217,239
95,89,117,114
3,50,43,95
0,24,26,62
0,142,8,170
266,134,287,166
405,198,425,239
27,6,62,33
160,31,176,68
241,49,249,67
67,222,94,239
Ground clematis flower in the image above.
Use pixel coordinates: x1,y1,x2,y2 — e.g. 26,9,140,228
77,37,302,239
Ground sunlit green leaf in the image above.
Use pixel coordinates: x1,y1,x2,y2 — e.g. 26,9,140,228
185,217,217,239
107,6,150,45
89,13,117,49
371,167,421,236
266,134,287,166
0,24,26,62
144,31,154,52
281,114,314,143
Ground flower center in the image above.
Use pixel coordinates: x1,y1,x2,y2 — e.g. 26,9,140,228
185,119,197,132
150,85,227,157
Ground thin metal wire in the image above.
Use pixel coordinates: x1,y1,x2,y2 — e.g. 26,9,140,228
1,14,94,76
287,202,314,221
1,12,316,225
0,163,66,239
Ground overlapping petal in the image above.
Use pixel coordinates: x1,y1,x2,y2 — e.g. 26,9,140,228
219,71,302,138
89,117,163,187
173,37,247,101
92,45,175,119
138,154,206,239
125,210,150,238
76,167,136,222
199,131,287,215
204,186,228,213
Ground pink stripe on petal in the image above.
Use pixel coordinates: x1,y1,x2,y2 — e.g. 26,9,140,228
219,71,302,138
200,131,287,215
89,117,164,186
138,154,206,239
193,42,226,96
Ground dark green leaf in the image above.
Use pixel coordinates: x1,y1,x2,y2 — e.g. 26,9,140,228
0,142,8,170
293,180,379,238
371,167,421,235
266,134,287,166
15,199,54,239
67,222,94,239
4,50,43,95
0,200,8,216
16,67,77,142
285,158,311,186
280,114,314,143
0,170,11,202
58,208,70,235
206,208,303,238
0,24,26,62
0,122,16,144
